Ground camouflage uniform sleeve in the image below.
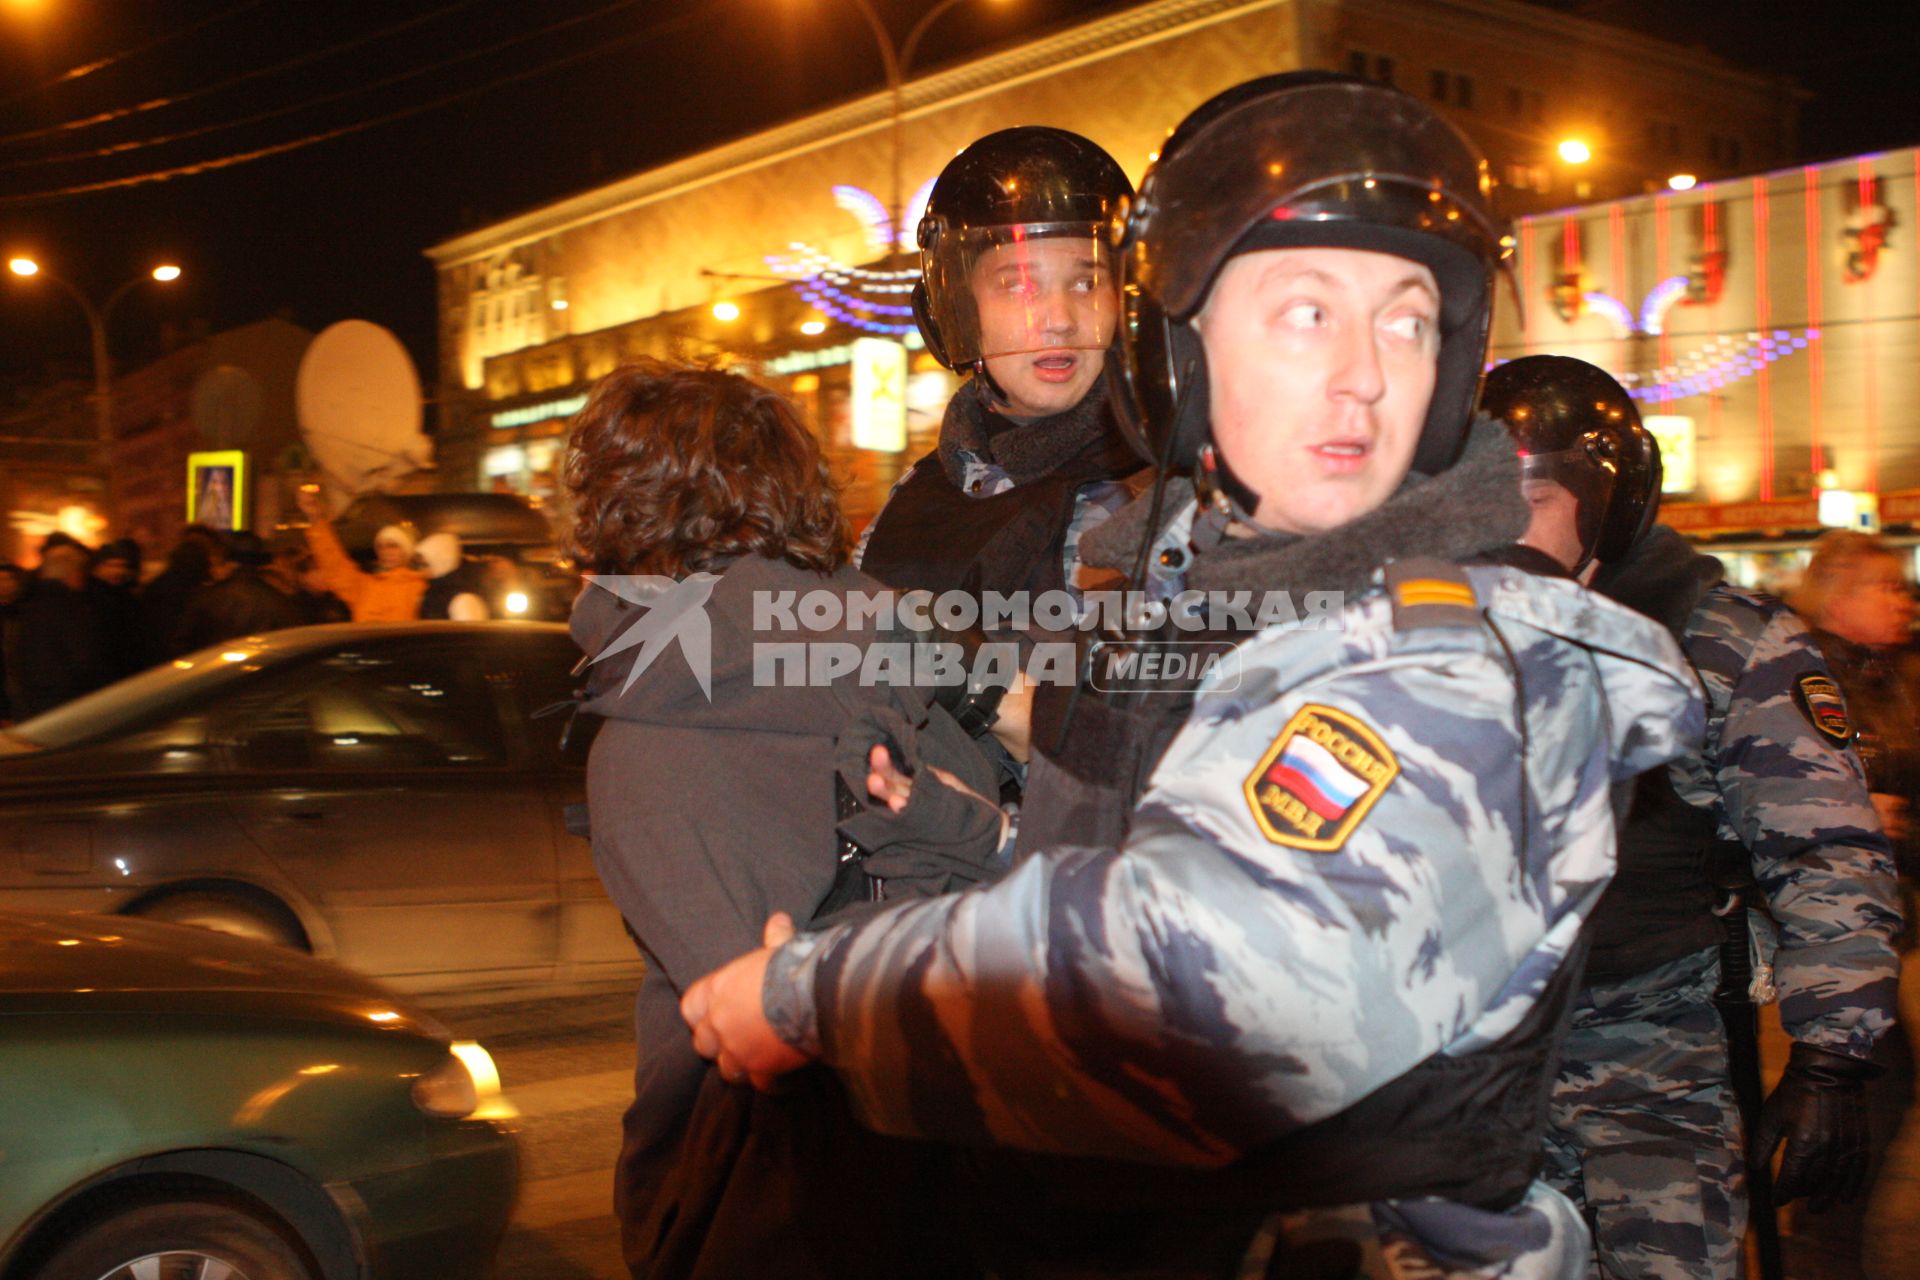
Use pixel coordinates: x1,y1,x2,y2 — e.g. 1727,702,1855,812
1688,594,1901,1057
760,638,1623,1166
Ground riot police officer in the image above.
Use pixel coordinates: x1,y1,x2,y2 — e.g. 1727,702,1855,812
856,126,1144,605
684,76,1703,1279
1486,353,1902,1280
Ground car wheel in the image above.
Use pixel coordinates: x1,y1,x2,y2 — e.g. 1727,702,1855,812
132,892,306,951
32,1201,316,1280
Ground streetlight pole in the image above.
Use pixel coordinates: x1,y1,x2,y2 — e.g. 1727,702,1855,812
840,0,988,260
6,258,181,532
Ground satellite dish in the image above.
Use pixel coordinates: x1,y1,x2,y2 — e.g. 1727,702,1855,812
190,365,263,448
295,319,433,503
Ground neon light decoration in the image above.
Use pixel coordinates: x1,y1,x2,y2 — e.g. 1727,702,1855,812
1486,327,1822,405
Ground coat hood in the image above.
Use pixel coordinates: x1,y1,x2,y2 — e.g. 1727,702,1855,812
569,555,882,735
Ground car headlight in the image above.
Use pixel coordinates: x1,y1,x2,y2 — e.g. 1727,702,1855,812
503,591,530,616
412,1041,517,1120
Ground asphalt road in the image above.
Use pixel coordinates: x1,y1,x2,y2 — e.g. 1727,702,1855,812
426,991,635,1280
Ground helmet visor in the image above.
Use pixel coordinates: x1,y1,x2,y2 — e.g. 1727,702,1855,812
1520,446,1615,560
922,223,1119,368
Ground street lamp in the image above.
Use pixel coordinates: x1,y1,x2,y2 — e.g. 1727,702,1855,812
5,255,184,527
836,0,1005,259
1556,138,1592,165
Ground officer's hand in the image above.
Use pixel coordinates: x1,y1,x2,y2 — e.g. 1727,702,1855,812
1753,1041,1879,1210
680,913,812,1090
867,743,914,812
989,674,1034,763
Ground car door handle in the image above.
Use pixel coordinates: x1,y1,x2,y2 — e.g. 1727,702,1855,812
280,810,327,823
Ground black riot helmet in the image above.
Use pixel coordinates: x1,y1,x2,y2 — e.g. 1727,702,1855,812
1110,72,1512,498
913,127,1132,386
1482,354,1662,573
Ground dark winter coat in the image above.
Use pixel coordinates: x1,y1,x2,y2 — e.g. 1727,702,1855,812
571,553,988,1280
10,579,114,720
176,569,306,653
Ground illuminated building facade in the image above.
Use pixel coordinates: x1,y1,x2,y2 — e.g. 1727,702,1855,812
1491,146,1920,588
428,0,1795,526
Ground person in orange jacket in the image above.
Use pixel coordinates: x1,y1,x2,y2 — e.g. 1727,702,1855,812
295,487,426,622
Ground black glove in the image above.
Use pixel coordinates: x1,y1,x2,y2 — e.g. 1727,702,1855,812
1752,1041,1880,1210
833,699,1005,898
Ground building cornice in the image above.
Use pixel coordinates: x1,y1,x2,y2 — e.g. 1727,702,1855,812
1333,0,1795,99
424,0,1269,266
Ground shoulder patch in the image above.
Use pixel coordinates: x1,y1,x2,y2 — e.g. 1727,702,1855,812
1244,704,1399,851
1385,557,1480,630
1793,672,1855,745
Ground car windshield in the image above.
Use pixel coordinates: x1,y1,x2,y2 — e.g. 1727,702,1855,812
2,639,303,752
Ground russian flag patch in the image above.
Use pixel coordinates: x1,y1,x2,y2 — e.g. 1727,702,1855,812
1244,704,1400,851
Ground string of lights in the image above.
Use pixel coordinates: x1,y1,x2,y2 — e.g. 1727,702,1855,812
0,0,271,113
0,0,646,168
0,0,489,148
0,3,723,208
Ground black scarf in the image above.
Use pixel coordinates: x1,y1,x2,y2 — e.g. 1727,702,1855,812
936,375,1138,488
1590,524,1724,640
1079,414,1531,600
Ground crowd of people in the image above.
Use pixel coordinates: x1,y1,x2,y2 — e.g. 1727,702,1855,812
0,504,496,726
563,71,1919,1280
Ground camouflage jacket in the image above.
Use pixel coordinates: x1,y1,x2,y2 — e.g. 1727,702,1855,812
1676,585,1901,1056
762,550,1702,1276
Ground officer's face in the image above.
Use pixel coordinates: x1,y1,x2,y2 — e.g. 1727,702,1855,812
374,535,410,571
971,238,1113,419
1194,247,1438,534
1519,479,1588,575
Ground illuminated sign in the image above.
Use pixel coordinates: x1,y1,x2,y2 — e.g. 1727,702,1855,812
1641,415,1696,494
851,338,908,453
186,450,247,531
1819,489,1879,531
490,395,587,430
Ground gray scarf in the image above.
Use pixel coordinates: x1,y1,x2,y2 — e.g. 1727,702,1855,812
1079,415,1529,599
936,375,1132,488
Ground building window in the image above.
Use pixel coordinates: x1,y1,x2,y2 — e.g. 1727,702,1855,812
1429,71,1476,109
1348,49,1395,86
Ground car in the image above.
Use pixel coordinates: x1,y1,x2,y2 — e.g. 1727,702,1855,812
0,622,632,997
0,908,516,1280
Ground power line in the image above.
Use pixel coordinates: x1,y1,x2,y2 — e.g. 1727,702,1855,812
0,0,273,113
0,0,492,149
0,3,725,209
0,0,648,172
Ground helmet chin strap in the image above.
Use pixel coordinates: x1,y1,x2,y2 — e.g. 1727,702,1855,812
970,361,1012,413
1195,442,1292,538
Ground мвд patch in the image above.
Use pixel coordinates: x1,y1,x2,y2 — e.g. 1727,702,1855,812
1793,672,1854,745
1244,704,1400,851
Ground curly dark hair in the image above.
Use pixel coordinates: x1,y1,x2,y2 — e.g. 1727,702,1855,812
564,360,849,576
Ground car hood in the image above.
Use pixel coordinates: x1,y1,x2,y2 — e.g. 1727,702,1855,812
0,911,447,1040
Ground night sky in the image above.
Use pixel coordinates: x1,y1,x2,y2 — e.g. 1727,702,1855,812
1,0,1913,397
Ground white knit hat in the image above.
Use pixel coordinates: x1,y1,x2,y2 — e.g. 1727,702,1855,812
373,524,416,557
416,532,463,579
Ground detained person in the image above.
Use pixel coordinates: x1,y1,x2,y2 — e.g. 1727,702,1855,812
681,74,1704,1278
563,361,1013,1279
